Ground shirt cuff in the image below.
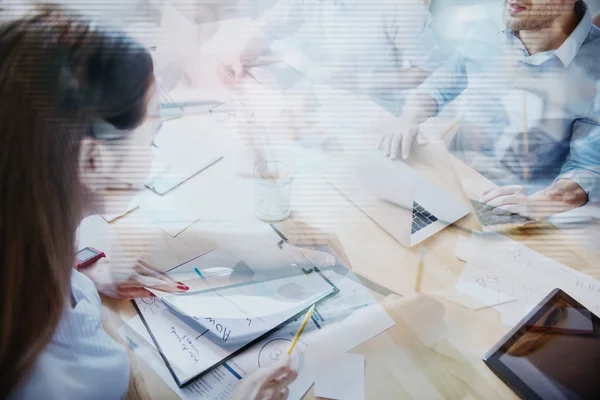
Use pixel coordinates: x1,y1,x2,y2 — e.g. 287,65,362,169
555,169,600,203
414,81,444,117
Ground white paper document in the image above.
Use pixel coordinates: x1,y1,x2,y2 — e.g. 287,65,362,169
431,282,516,310
141,194,205,237
102,201,139,223
456,232,600,325
146,120,225,195
125,267,395,399
134,269,336,386
119,316,241,400
314,353,365,400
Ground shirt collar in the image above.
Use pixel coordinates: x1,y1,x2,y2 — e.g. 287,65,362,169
499,0,592,67
554,1,592,66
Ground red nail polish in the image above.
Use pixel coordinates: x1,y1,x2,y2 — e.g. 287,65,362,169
177,285,189,291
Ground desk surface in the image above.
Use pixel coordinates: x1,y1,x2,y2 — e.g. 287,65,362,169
97,110,600,400
95,19,600,399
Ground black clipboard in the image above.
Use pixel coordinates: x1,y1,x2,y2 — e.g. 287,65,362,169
131,224,339,388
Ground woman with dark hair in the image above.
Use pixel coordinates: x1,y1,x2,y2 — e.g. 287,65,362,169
0,5,296,399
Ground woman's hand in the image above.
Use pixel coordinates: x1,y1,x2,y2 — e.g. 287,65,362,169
230,356,298,400
79,257,189,299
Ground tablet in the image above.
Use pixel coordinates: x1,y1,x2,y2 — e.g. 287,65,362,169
483,289,600,400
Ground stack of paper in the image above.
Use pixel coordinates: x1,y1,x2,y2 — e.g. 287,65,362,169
136,267,337,387
455,232,600,326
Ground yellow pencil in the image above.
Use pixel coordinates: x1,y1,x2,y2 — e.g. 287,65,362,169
287,304,315,355
415,246,426,293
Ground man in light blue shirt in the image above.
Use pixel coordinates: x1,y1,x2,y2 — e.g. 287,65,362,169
380,0,600,221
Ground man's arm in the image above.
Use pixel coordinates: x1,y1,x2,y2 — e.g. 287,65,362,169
374,0,442,92
482,119,600,220
480,180,588,222
220,0,305,82
528,179,588,217
380,52,468,159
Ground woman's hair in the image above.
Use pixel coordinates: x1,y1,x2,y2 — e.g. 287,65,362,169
0,4,153,395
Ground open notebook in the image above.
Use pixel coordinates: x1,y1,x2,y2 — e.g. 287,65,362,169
132,228,338,387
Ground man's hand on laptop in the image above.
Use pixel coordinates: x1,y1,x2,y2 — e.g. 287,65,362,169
378,116,428,160
480,185,537,224
480,179,589,224
378,94,440,160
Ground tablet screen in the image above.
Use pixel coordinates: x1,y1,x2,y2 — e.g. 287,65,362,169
485,291,600,400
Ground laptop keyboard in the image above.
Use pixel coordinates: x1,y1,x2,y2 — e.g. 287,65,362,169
411,201,438,234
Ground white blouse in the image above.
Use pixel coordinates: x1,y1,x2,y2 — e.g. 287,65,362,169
12,270,130,400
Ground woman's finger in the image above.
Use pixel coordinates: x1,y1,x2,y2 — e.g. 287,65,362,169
274,368,297,389
134,263,172,285
259,370,296,399
134,259,181,288
151,281,190,293
137,258,177,281
118,277,189,293
128,267,170,287
278,388,289,400
116,287,153,300
115,270,172,290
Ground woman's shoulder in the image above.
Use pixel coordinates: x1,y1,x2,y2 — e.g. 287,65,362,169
10,270,130,400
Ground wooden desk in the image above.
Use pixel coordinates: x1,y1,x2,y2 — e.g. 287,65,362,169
96,91,600,400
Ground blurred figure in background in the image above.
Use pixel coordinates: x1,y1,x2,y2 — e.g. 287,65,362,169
380,0,600,222
219,0,443,115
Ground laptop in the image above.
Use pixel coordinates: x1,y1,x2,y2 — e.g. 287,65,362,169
327,151,469,247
